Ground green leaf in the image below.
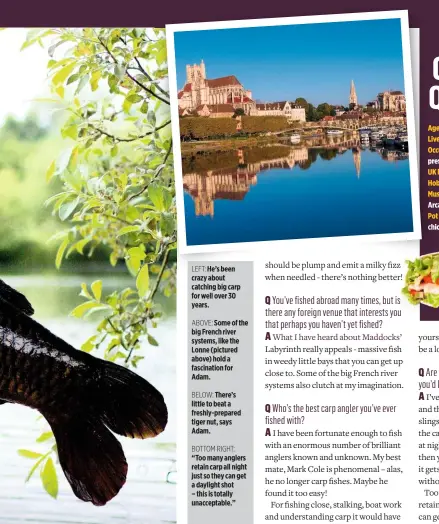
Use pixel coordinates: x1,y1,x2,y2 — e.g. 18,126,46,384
147,111,156,126
80,283,92,299
131,355,145,368
59,197,79,221
55,85,65,99
147,334,159,347
25,455,46,483
91,280,102,301
40,457,58,499
81,335,97,353
46,160,56,183
114,64,126,79
156,47,167,65
90,70,101,91
117,225,141,237
52,62,76,85
148,184,164,211
75,74,89,94
62,124,78,140
70,301,101,318
18,449,43,459
66,73,79,85
126,94,143,104
110,251,119,267
55,237,69,269
70,237,90,256
48,40,67,58
36,432,53,443
136,264,150,297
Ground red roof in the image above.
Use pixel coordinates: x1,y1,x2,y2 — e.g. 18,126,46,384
206,75,241,88
180,76,243,93
195,103,235,114
232,96,252,103
178,92,183,99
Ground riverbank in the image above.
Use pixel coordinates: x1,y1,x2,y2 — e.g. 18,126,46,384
181,134,281,154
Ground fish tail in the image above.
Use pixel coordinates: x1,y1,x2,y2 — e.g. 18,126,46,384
48,415,128,506
46,361,167,505
96,359,168,439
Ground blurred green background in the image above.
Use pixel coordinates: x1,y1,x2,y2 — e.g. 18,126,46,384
0,113,65,270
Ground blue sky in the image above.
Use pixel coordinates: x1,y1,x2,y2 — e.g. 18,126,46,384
174,18,405,106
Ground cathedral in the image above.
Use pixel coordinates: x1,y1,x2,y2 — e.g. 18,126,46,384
178,60,256,115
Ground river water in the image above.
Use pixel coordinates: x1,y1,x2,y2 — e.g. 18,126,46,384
0,274,176,524
182,139,413,246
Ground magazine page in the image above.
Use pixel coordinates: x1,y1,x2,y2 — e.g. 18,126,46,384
0,5,435,524
167,10,429,524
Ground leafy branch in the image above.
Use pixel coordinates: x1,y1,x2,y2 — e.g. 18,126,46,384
18,26,176,500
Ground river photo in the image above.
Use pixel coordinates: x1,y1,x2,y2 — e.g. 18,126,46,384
171,16,418,249
182,137,413,246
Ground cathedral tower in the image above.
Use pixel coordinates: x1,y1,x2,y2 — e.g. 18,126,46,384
349,80,358,108
186,60,206,85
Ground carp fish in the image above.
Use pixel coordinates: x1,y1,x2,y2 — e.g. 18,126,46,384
0,279,168,506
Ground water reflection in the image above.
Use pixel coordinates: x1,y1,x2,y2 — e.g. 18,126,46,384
183,138,409,218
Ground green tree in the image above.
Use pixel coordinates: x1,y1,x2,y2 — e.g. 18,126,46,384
315,103,335,121
306,103,317,122
295,97,309,112
233,108,245,118
17,27,175,499
1,114,48,142
319,148,338,161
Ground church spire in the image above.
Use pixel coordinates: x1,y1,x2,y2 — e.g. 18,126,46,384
350,80,358,108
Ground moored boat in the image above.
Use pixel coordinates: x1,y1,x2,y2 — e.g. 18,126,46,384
395,134,409,150
326,129,344,136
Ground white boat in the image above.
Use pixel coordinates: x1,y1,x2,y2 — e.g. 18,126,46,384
326,129,344,136
290,133,301,143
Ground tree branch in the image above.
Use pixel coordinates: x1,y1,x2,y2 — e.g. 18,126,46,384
96,34,170,105
124,247,171,364
90,119,171,143
126,70,170,105
127,139,173,201
133,57,170,99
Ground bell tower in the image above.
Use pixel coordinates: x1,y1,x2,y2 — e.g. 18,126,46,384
349,80,358,108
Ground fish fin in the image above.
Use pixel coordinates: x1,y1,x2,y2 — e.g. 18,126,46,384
0,280,34,316
48,415,127,506
96,359,168,439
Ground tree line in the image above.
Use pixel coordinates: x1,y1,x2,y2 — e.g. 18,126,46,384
180,116,296,140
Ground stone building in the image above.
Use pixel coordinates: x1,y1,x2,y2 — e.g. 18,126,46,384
255,101,306,122
194,104,235,118
178,60,256,115
377,91,406,112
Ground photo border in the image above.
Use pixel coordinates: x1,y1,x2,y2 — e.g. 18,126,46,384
166,10,421,255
